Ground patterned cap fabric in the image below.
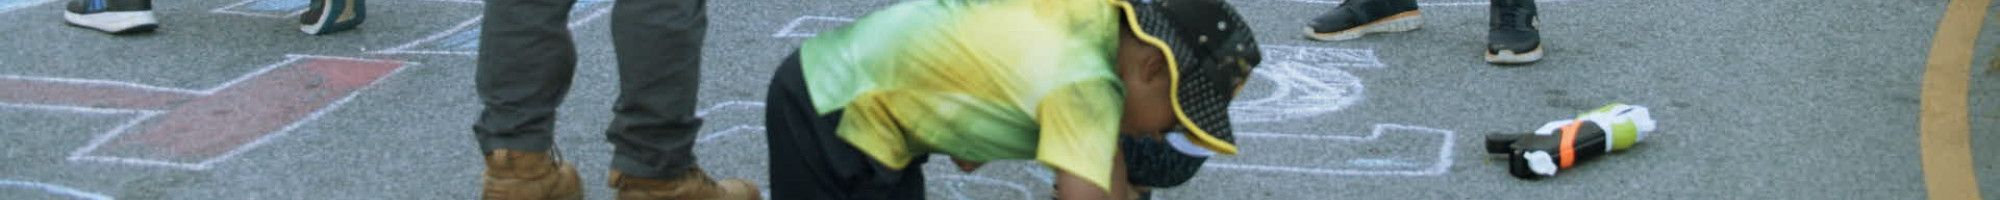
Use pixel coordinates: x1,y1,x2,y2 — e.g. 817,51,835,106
1114,0,1261,155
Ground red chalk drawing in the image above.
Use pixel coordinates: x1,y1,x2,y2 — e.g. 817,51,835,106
0,55,410,170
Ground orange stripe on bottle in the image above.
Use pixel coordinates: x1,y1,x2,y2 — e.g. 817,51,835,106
1558,120,1582,168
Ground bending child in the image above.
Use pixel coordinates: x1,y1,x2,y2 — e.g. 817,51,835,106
764,0,1261,199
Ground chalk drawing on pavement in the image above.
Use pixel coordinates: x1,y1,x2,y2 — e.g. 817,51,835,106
372,0,612,56
0,0,60,15
1228,45,1380,123
212,0,309,18
0,55,411,170
0,179,114,200
935,174,1033,200
742,15,1467,199
771,16,854,38
1208,124,1455,176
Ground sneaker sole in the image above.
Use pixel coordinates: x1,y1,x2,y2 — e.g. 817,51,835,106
1485,45,1544,64
64,11,158,34
1304,11,1421,41
300,0,363,35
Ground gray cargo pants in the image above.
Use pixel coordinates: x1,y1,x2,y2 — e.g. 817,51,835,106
471,0,708,179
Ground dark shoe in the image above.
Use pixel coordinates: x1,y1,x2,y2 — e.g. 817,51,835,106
481,149,584,200
300,0,364,35
1486,0,1543,64
1304,0,1420,41
63,0,156,34
611,168,760,200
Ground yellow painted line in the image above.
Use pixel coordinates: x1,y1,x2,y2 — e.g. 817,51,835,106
1920,0,1989,199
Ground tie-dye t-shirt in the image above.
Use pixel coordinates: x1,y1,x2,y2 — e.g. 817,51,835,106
798,0,1126,192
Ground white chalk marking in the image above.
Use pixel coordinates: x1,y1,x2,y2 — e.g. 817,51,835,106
209,0,307,18
772,16,854,38
567,4,611,28
695,125,763,143
688,101,770,143
194,58,415,169
372,16,482,55
0,103,153,115
66,111,165,166
0,0,60,15
935,174,1034,200
1209,124,1456,176
694,101,765,117
70,155,206,170
0,179,114,200
373,2,609,56
57,56,414,170
0,74,206,95
1229,45,1380,123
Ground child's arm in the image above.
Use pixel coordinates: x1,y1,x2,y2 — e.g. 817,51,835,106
1056,152,1131,200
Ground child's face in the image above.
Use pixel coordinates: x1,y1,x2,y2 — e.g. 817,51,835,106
1115,28,1178,135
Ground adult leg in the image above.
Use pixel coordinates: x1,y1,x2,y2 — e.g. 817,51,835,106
603,0,709,180
600,0,756,199
473,0,579,155
473,0,584,199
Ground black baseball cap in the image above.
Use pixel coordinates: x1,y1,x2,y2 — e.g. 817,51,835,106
1112,0,1261,155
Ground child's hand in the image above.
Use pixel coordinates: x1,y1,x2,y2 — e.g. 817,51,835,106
952,158,985,172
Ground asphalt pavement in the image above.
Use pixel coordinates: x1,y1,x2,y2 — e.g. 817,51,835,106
2,0,1997,199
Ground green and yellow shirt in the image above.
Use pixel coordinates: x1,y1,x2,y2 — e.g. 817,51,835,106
798,0,1126,191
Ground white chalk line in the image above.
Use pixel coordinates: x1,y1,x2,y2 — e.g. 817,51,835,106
0,74,207,95
57,56,414,170
1259,45,1385,68
0,0,61,15
373,1,612,56
1230,61,1365,123
369,50,480,56
194,59,416,169
696,125,763,143
208,0,307,18
691,101,769,143
694,101,765,117
0,103,155,115
0,179,114,200
935,174,1033,200
771,16,854,38
1208,124,1456,176
1230,45,1379,123
372,16,481,55
566,3,612,28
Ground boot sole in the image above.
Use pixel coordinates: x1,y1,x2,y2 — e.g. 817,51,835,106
1304,11,1421,41
64,11,158,34
1485,44,1544,64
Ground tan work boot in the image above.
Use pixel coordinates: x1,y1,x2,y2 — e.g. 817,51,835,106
610,168,760,200
481,149,584,200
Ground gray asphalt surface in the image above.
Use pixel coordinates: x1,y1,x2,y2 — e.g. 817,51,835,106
2,0,1997,199
1969,2,2000,200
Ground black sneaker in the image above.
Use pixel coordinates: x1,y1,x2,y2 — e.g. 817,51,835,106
63,0,157,34
1486,0,1542,64
300,0,364,35
1304,0,1420,41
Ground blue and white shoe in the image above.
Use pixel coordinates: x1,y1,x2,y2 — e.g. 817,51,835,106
63,0,157,34
300,0,363,35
